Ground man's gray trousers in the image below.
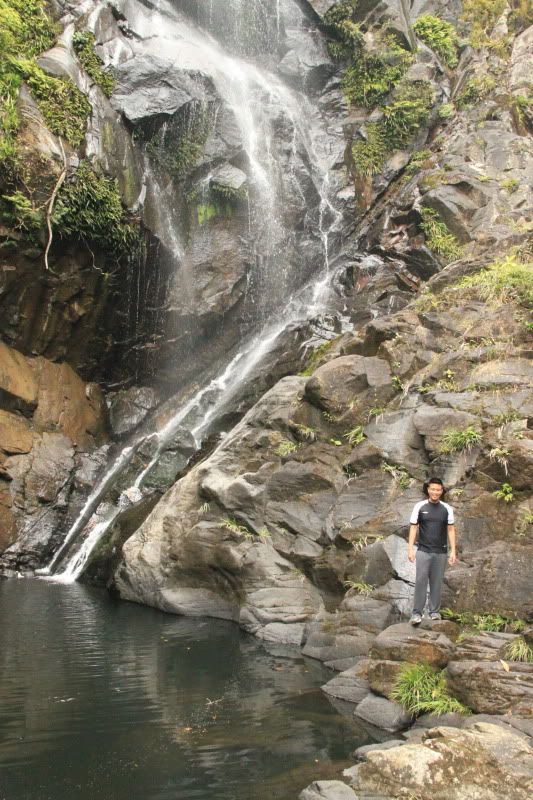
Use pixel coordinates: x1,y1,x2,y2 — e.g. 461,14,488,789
412,550,448,616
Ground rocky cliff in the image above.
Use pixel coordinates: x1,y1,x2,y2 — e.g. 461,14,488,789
0,0,532,795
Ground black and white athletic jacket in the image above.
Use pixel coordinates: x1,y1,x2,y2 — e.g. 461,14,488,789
409,500,454,553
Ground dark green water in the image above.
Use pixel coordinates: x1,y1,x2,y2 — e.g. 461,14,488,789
0,580,372,800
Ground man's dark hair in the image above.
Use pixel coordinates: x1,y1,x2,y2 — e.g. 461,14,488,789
423,476,446,498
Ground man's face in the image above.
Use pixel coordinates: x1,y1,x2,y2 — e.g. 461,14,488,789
427,482,444,502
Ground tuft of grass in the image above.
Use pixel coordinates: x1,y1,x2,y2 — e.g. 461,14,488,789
442,608,526,632
493,482,513,503
456,254,533,308
501,177,519,194
462,0,507,49
345,425,365,446
413,15,459,68
420,207,463,262
72,30,115,97
503,636,533,663
274,440,299,458
455,76,496,108
300,337,340,377
344,580,374,596
222,518,252,539
292,423,317,442
381,462,411,490
391,663,471,716
439,426,481,454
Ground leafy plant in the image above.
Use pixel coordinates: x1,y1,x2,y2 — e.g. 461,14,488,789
493,482,513,503
292,423,317,442
391,663,470,716
222,518,252,538
343,580,374,596
420,207,463,262
1,189,42,232
72,31,115,97
501,177,519,193
456,254,533,307
352,122,388,176
345,425,365,446
257,527,271,539
413,15,459,68
391,375,404,392
381,462,411,490
439,426,481,454
52,160,141,259
343,36,413,109
489,447,510,474
274,440,299,457
503,636,533,663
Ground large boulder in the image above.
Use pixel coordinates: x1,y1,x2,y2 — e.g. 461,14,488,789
345,722,533,800
446,660,533,717
354,694,412,733
370,623,455,669
305,355,392,415
321,659,371,704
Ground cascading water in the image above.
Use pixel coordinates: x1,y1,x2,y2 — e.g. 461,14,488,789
41,0,348,581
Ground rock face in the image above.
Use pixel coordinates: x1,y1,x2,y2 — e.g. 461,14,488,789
0,341,107,564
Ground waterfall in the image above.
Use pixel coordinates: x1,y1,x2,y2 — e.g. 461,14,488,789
40,0,347,581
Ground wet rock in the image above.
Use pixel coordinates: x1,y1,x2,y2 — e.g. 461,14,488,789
321,660,371,704
354,694,412,733
299,780,358,800
108,387,158,437
370,623,455,669
446,660,533,717
305,355,392,415
278,28,334,90
364,409,428,475
346,722,533,800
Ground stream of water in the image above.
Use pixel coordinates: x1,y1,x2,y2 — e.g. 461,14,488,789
0,580,374,800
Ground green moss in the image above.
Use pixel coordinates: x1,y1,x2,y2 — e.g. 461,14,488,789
352,122,388,176
300,337,340,376
0,0,59,168
197,202,219,225
73,30,115,97
413,15,459,68
146,104,212,180
52,160,141,260
13,58,90,146
392,663,471,716
420,207,463,262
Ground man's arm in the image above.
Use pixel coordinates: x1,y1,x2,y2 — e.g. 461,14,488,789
448,524,456,565
408,523,418,563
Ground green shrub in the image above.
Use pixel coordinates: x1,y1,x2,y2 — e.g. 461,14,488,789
439,426,482,454
420,207,463,262
274,440,299,457
146,104,213,180
391,663,470,716
52,160,141,259
73,31,115,97
456,254,533,307
323,0,362,60
413,15,459,68
503,636,533,662
343,36,413,109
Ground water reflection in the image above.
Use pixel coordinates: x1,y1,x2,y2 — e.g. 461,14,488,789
0,581,370,800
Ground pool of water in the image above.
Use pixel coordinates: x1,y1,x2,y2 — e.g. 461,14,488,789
0,580,373,800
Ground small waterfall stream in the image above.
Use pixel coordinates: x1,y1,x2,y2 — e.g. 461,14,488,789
41,0,347,581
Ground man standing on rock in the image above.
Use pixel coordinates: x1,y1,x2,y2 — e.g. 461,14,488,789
408,477,456,625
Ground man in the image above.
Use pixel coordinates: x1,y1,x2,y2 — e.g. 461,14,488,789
408,477,456,625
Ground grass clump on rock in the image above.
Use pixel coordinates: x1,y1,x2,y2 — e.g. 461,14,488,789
73,31,115,97
456,254,533,307
391,663,471,716
504,636,533,662
413,15,459,68
439,426,481,454
420,207,463,262
442,608,526,632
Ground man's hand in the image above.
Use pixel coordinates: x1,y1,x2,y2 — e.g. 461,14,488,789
448,551,457,566
408,547,416,563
